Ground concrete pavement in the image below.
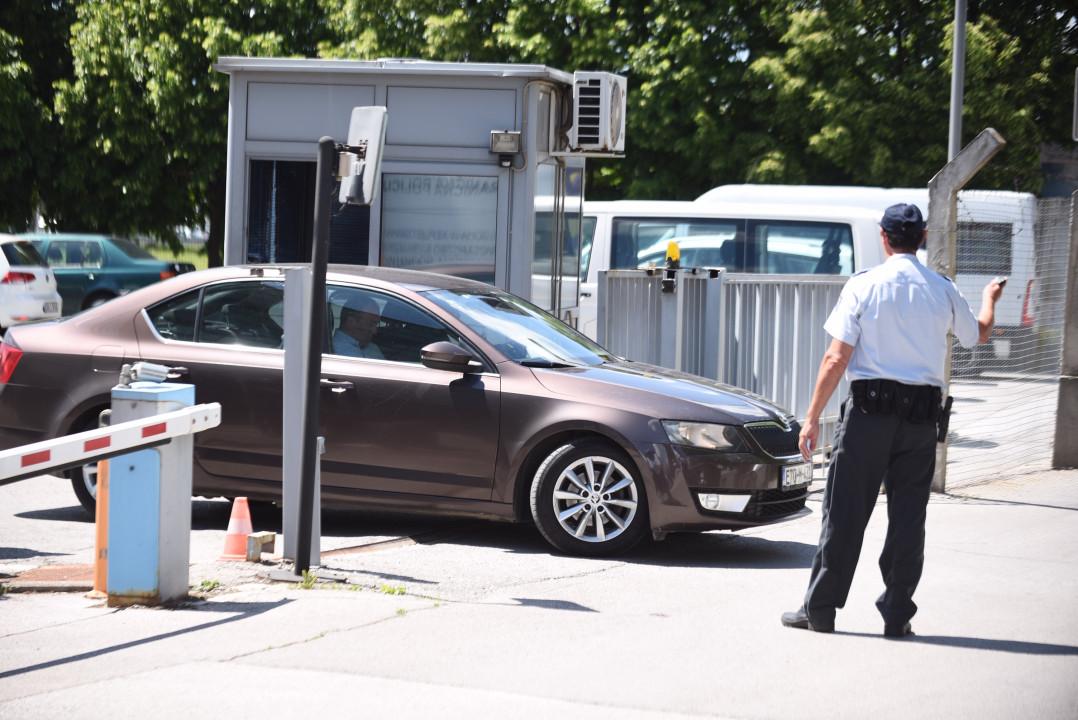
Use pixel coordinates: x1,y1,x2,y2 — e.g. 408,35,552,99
1,469,1076,718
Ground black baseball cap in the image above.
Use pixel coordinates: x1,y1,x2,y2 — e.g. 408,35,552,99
880,203,925,235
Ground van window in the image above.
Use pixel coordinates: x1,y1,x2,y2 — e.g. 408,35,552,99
957,222,1011,275
579,216,597,281
747,221,854,275
611,218,746,271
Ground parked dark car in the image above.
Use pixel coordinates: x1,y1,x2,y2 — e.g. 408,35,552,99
20,233,194,315
0,265,811,556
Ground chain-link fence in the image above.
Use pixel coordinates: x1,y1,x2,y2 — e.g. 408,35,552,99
944,193,1072,489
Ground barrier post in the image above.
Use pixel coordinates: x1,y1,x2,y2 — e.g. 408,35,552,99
88,459,109,599
107,382,195,607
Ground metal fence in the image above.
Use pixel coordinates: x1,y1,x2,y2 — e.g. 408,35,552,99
943,195,1072,489
597,269,847,449
598,195,1073,487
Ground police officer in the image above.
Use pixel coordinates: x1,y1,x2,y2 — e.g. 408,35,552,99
781,203,1004,637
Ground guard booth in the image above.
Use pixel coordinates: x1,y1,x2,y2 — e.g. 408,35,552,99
214,57,626,324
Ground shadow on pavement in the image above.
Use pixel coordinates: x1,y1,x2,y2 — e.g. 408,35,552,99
0,547,69,560
405,521,817,570
942,493,1078,512
15,506,93,523
839,631,1078,656
0,598,292,680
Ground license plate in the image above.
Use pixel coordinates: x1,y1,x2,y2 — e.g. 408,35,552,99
43,301,59,313
782,463,813,489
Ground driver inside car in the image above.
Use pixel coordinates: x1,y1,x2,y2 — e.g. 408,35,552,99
332,295,385,360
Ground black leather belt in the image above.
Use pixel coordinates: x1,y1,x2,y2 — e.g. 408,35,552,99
849,379,943,424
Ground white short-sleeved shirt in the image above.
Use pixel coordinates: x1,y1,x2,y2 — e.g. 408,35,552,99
824,253,979,387
331,329,385,360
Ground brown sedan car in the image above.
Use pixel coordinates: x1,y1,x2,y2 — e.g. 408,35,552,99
0,265,811,556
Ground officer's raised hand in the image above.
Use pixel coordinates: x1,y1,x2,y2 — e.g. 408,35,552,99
977,278,1005,343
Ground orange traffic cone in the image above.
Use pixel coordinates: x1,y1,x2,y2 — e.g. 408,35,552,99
220,497,253,561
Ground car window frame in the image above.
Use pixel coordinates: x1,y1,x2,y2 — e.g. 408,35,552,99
142,278,285,356
144,277,498,372
325,282,497,374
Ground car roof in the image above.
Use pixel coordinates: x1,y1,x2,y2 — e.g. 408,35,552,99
19,233,113,242
233,264,494,292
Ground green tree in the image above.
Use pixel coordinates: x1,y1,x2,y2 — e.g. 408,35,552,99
745,0,1072,193
0,30,44,231
0,0,77,231
50,0,330,265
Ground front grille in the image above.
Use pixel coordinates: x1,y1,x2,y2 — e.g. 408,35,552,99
745,419,801,458
746,487,808,519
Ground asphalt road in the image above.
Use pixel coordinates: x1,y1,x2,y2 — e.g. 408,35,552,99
2,468,1076,718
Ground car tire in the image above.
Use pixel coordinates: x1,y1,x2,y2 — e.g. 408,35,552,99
66,415,103,516
83,293,115,310
529,440,649,557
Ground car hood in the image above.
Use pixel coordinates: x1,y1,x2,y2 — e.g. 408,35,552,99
531,360,794,425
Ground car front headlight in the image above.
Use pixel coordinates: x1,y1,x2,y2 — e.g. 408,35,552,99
662,421,750,452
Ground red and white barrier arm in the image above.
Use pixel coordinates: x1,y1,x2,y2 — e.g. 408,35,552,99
0,403,221,486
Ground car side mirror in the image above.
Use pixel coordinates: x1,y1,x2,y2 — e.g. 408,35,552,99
420,341,484,374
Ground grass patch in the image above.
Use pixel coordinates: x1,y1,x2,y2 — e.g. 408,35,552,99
148,245,209,271
379,584,406,596
198,579,220,593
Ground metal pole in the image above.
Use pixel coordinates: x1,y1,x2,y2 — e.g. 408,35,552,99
295,137,335,576
927,127,1006,492
1052,190,1078,468
948,0,967,161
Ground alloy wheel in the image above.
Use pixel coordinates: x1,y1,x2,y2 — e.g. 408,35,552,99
550,455,638,543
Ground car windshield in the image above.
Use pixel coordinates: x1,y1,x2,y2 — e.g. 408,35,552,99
111,237,156,259
423,288,615,367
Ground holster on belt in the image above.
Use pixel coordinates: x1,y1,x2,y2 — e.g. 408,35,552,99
936,395,954,443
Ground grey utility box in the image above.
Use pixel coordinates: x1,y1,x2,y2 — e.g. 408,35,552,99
214,57,626,325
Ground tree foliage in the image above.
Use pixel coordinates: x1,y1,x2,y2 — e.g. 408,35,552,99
47,0,330,264
0,0,1073,256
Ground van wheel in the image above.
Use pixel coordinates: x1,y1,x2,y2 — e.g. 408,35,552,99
529,440,649,557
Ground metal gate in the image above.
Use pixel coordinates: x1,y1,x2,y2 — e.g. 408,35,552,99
597,269,847,448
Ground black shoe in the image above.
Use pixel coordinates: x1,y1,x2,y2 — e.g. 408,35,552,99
884,621,914,638
781,608,834,633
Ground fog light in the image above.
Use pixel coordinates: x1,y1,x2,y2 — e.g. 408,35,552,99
698,493,751,513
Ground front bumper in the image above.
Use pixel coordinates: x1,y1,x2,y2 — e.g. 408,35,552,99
640,442,813,535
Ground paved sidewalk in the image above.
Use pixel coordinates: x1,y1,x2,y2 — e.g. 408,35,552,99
2,470,1076,719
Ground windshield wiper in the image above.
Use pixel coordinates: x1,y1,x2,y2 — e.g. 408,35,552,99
519,359,577,368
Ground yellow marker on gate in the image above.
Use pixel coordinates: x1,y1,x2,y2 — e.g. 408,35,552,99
87,460,109,599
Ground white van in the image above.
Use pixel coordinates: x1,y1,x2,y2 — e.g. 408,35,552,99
577,200,885,339
695,185,1038,362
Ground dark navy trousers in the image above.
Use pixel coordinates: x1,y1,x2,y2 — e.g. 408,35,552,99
803,399,938,626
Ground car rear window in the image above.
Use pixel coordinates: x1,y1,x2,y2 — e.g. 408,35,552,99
111,237,157,260
2,240,47,267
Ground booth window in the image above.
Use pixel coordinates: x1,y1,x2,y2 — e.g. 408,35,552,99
380,173,498,284
247,159,370,265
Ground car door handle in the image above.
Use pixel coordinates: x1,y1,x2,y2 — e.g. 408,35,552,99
166,366,189,379
580,291,593,298
320,378,354,394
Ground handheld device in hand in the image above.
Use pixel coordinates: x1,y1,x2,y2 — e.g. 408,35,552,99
992,275,1008,287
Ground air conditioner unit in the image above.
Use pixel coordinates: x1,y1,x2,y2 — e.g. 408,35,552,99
568,72,627,154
